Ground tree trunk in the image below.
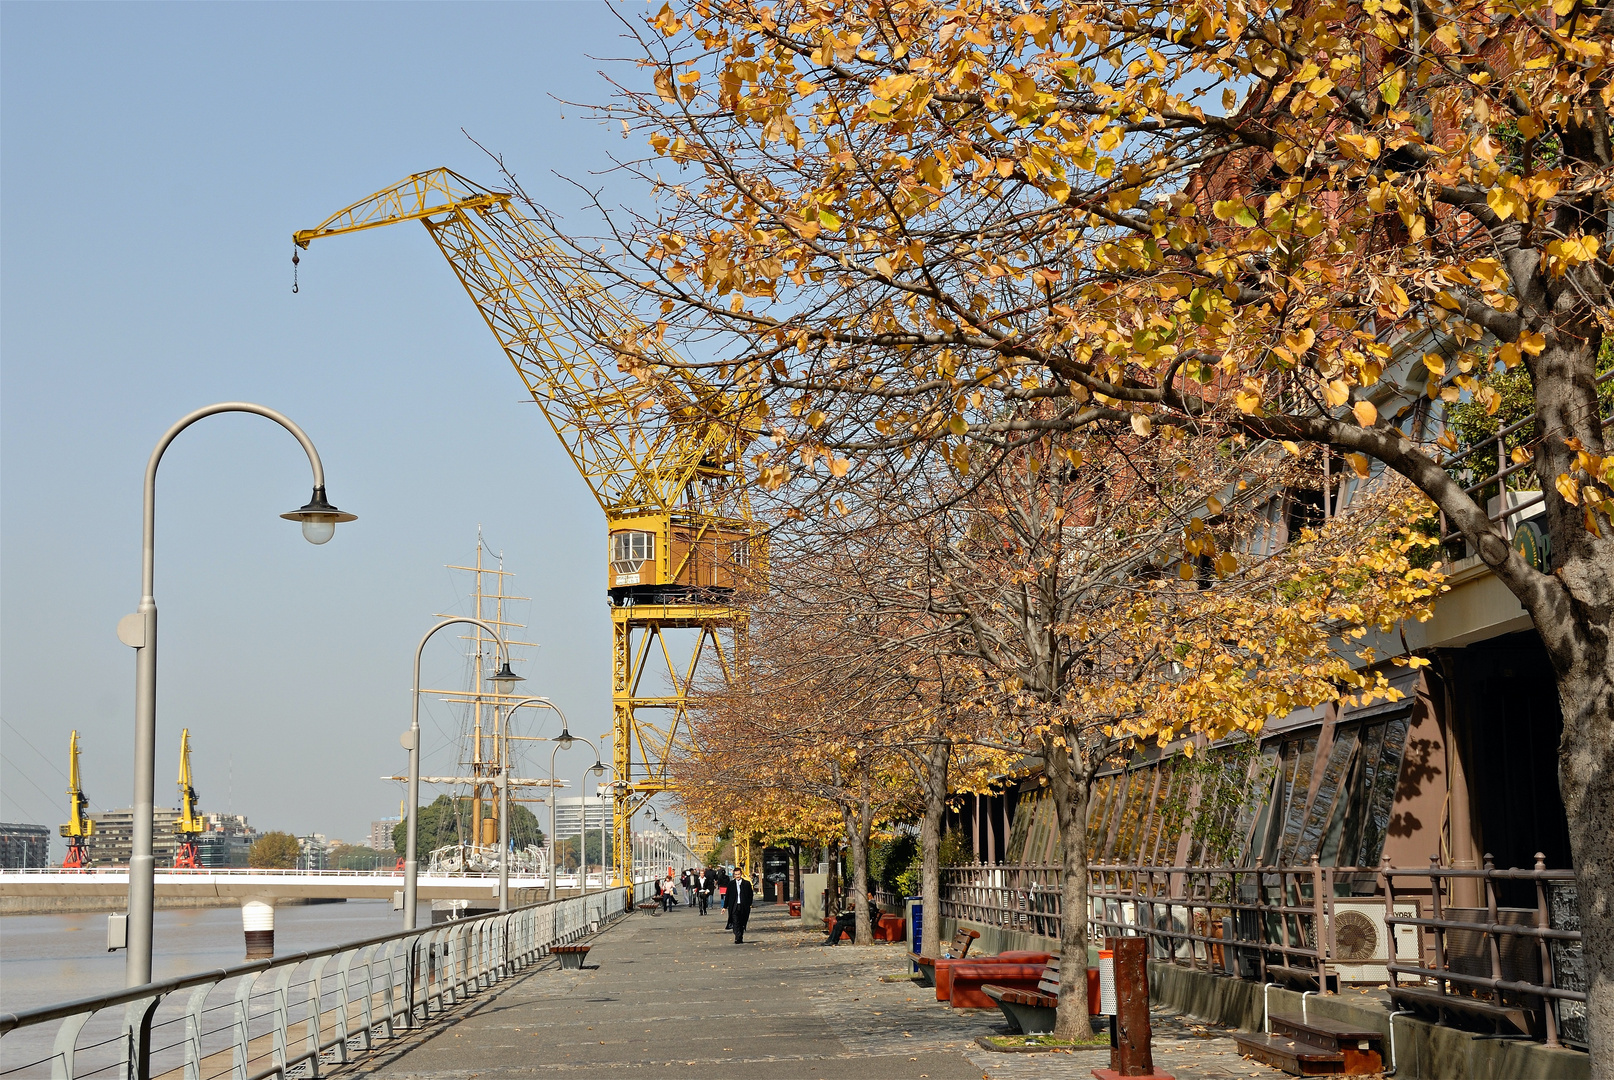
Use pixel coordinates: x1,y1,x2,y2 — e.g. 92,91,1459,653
919,739,950,959
845,775,877,945
1043,735,1093,1039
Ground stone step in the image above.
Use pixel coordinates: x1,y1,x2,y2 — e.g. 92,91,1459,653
1231,1031,1345,1076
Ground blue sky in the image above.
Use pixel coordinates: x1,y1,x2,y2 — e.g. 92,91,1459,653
0,1,686,853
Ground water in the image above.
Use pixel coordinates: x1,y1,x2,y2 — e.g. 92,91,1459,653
0,900,403,1013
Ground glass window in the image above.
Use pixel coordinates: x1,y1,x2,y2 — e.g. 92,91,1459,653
610,531,655,573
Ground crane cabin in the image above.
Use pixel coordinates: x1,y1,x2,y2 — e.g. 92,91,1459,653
607,514,753,606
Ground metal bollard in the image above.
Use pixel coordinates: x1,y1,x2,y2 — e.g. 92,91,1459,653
1091,936,1173,1080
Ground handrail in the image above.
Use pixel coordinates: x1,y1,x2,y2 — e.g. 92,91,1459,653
0,880,660,1079
938,857,1585,1050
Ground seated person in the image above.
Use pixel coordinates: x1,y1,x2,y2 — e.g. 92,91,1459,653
821,885,877,945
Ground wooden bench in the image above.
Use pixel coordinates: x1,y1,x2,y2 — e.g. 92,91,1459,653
909,927,980,987
787,901,802,917
948,962,1047,1009
552,944,592,970
873,913,906,942
635,900,662,917
934,952,1051,1003
983,960,1102,1034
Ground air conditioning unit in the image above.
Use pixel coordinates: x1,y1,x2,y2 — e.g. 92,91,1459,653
1328,900,1421,984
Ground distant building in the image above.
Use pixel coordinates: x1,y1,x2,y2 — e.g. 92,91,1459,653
552,796,610,840
296,834,330,871
84,808,180,867
199,812,255,868
368,818,400,851
0,823,50,869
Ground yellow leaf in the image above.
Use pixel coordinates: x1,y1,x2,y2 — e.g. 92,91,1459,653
1206,496,1223,515
1234,388,1262,414
829,456,851,478
1216,552,1239,575
1345,453,1372,478
1353,400,1378,427
1178,563,1196,580
1557,473,1581,505
1422,353,1446,380
1281,441,1301,456
1324,380,1351,407
1486,186,1526,221
947,413,968,435
1519,331,1546,356
1131,414,1154,437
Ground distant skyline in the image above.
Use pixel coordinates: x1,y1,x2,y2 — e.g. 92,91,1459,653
1,2,690,857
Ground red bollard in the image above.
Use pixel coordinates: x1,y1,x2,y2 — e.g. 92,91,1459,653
1092,937,1174,1080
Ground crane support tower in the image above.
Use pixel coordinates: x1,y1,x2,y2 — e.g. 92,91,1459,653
60,730,94,869
295,170,759,882
174,728,204,869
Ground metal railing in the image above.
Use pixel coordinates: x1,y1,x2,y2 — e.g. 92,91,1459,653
1384,854,1585,1048
0,881,657,1079
939,857,1585,1046
1437,367,1613,549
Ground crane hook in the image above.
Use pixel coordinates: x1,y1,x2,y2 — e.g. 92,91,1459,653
292,248,300,294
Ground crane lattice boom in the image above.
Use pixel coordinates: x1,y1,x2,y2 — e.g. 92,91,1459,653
296,170,759,881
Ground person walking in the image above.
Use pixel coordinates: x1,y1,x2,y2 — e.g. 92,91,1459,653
717,867,733,930
700,866,717,916
683,868,698,908
731,871,755,943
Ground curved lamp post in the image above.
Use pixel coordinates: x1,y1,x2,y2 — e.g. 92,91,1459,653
121,403,354,988
403,618,522,930
531,703,603,900
494,696,575,910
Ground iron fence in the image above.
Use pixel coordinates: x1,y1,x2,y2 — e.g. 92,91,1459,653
1383,854,1585,1048
939,857,1584,1046
0,881,657,1080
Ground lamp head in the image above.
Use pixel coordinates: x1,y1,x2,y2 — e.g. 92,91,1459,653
557,729,574,750
590,761,605,777
489,661,524,697
281,485,356,545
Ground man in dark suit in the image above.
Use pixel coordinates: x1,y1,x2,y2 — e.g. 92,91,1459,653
730,871,755,943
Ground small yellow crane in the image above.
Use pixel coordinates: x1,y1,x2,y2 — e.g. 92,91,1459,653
174,729,204,869
59,730,93,869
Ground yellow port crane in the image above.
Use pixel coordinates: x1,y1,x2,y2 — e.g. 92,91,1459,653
60,730,94,869
174,728,204,869
295,169,757,880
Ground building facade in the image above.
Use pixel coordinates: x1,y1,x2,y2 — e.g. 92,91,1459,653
368,818,400,851
0,823,50,869
83,807,180,868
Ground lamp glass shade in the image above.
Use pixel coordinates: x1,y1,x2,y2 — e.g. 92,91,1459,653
590,761,605,776
281,486,356,546
489,662,524,695
557,731,574,750
301,518,337,545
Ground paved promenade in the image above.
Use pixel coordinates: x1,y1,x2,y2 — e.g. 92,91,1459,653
342,903,1291,1080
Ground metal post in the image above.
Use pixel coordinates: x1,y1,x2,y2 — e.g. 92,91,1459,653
407,618,516,930
123,402,347,988
549,741,560,901
497,737,511,912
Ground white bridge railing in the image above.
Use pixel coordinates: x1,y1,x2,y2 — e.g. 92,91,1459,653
0,880,657,1079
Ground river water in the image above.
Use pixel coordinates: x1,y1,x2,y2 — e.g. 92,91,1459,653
0,900,404,1015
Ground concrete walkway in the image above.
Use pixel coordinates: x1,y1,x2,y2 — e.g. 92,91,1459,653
339,903,1300,1080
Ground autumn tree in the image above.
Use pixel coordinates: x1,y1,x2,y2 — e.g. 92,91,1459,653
521,0,1614,1053
248,831,301,870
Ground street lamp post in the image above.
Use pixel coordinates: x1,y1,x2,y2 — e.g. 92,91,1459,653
538,710,603,901
494,696,571,911
403,619,522,930
121,403,354,988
